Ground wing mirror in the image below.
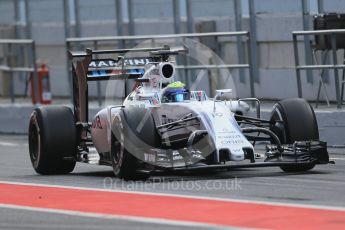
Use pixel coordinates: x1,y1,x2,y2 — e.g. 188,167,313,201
214,89,232,112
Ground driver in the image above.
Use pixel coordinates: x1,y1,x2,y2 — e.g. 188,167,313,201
161,81,189,103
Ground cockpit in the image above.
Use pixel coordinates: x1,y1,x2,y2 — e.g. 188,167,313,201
161,81,190,103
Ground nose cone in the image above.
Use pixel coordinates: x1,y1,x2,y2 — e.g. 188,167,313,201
217,148,245,162
229,148,245,161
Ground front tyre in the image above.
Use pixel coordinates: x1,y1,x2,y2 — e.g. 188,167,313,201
28,106,77,175
111,107,159,180
270,98,318,172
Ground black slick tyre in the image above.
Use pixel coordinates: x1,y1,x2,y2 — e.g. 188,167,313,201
111,107,159,180
28,106,77,175
270,98,318,172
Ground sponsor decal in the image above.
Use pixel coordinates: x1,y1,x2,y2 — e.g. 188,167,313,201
190,90,207,101
217,134,241,139
88,69,145,78
220,140,244,145
89,60,116,68
89,58,152,68
149,92,161,105
91,115,103,129
212,112,223,117
222,128,230,132
144,153,156,162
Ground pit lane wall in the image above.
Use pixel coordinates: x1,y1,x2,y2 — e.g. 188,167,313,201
0,104,344,147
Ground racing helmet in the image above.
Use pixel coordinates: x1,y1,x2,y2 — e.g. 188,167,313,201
162,81,189,103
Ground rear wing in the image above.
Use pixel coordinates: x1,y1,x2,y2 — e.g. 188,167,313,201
68,46,171,81
68,45,187,123
87,58,149,81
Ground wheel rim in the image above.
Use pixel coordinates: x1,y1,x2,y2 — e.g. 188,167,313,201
270,105,287,143
29,122,41,167
111,124,124,168
112,138,121,164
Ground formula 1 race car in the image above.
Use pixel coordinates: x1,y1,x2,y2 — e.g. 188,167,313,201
28,45,330,180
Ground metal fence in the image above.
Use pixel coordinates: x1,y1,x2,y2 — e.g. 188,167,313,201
2,0,319,76
293,29,345,109
2,0,345,106
0,39,38,103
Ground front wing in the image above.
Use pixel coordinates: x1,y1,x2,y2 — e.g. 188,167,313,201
136,140,331,175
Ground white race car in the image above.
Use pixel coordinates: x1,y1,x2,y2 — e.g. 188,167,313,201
28,45,330,180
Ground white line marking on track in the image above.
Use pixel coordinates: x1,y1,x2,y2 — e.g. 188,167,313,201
0,141,27,147
1,180,345,212
0,142,17,147
330,157,345,161
0,204,232,230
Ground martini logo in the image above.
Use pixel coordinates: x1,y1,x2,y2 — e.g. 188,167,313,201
89,60,116,68
89,58,152,68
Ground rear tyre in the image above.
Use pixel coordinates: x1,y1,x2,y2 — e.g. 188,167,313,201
270,98,318,172
111,107,159,180
28,106,77,175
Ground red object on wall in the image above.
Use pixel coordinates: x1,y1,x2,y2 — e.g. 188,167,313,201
31,64,52,105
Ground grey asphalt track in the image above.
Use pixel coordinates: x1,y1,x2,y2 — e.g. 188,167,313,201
0,135,345,229
0,207,220,230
